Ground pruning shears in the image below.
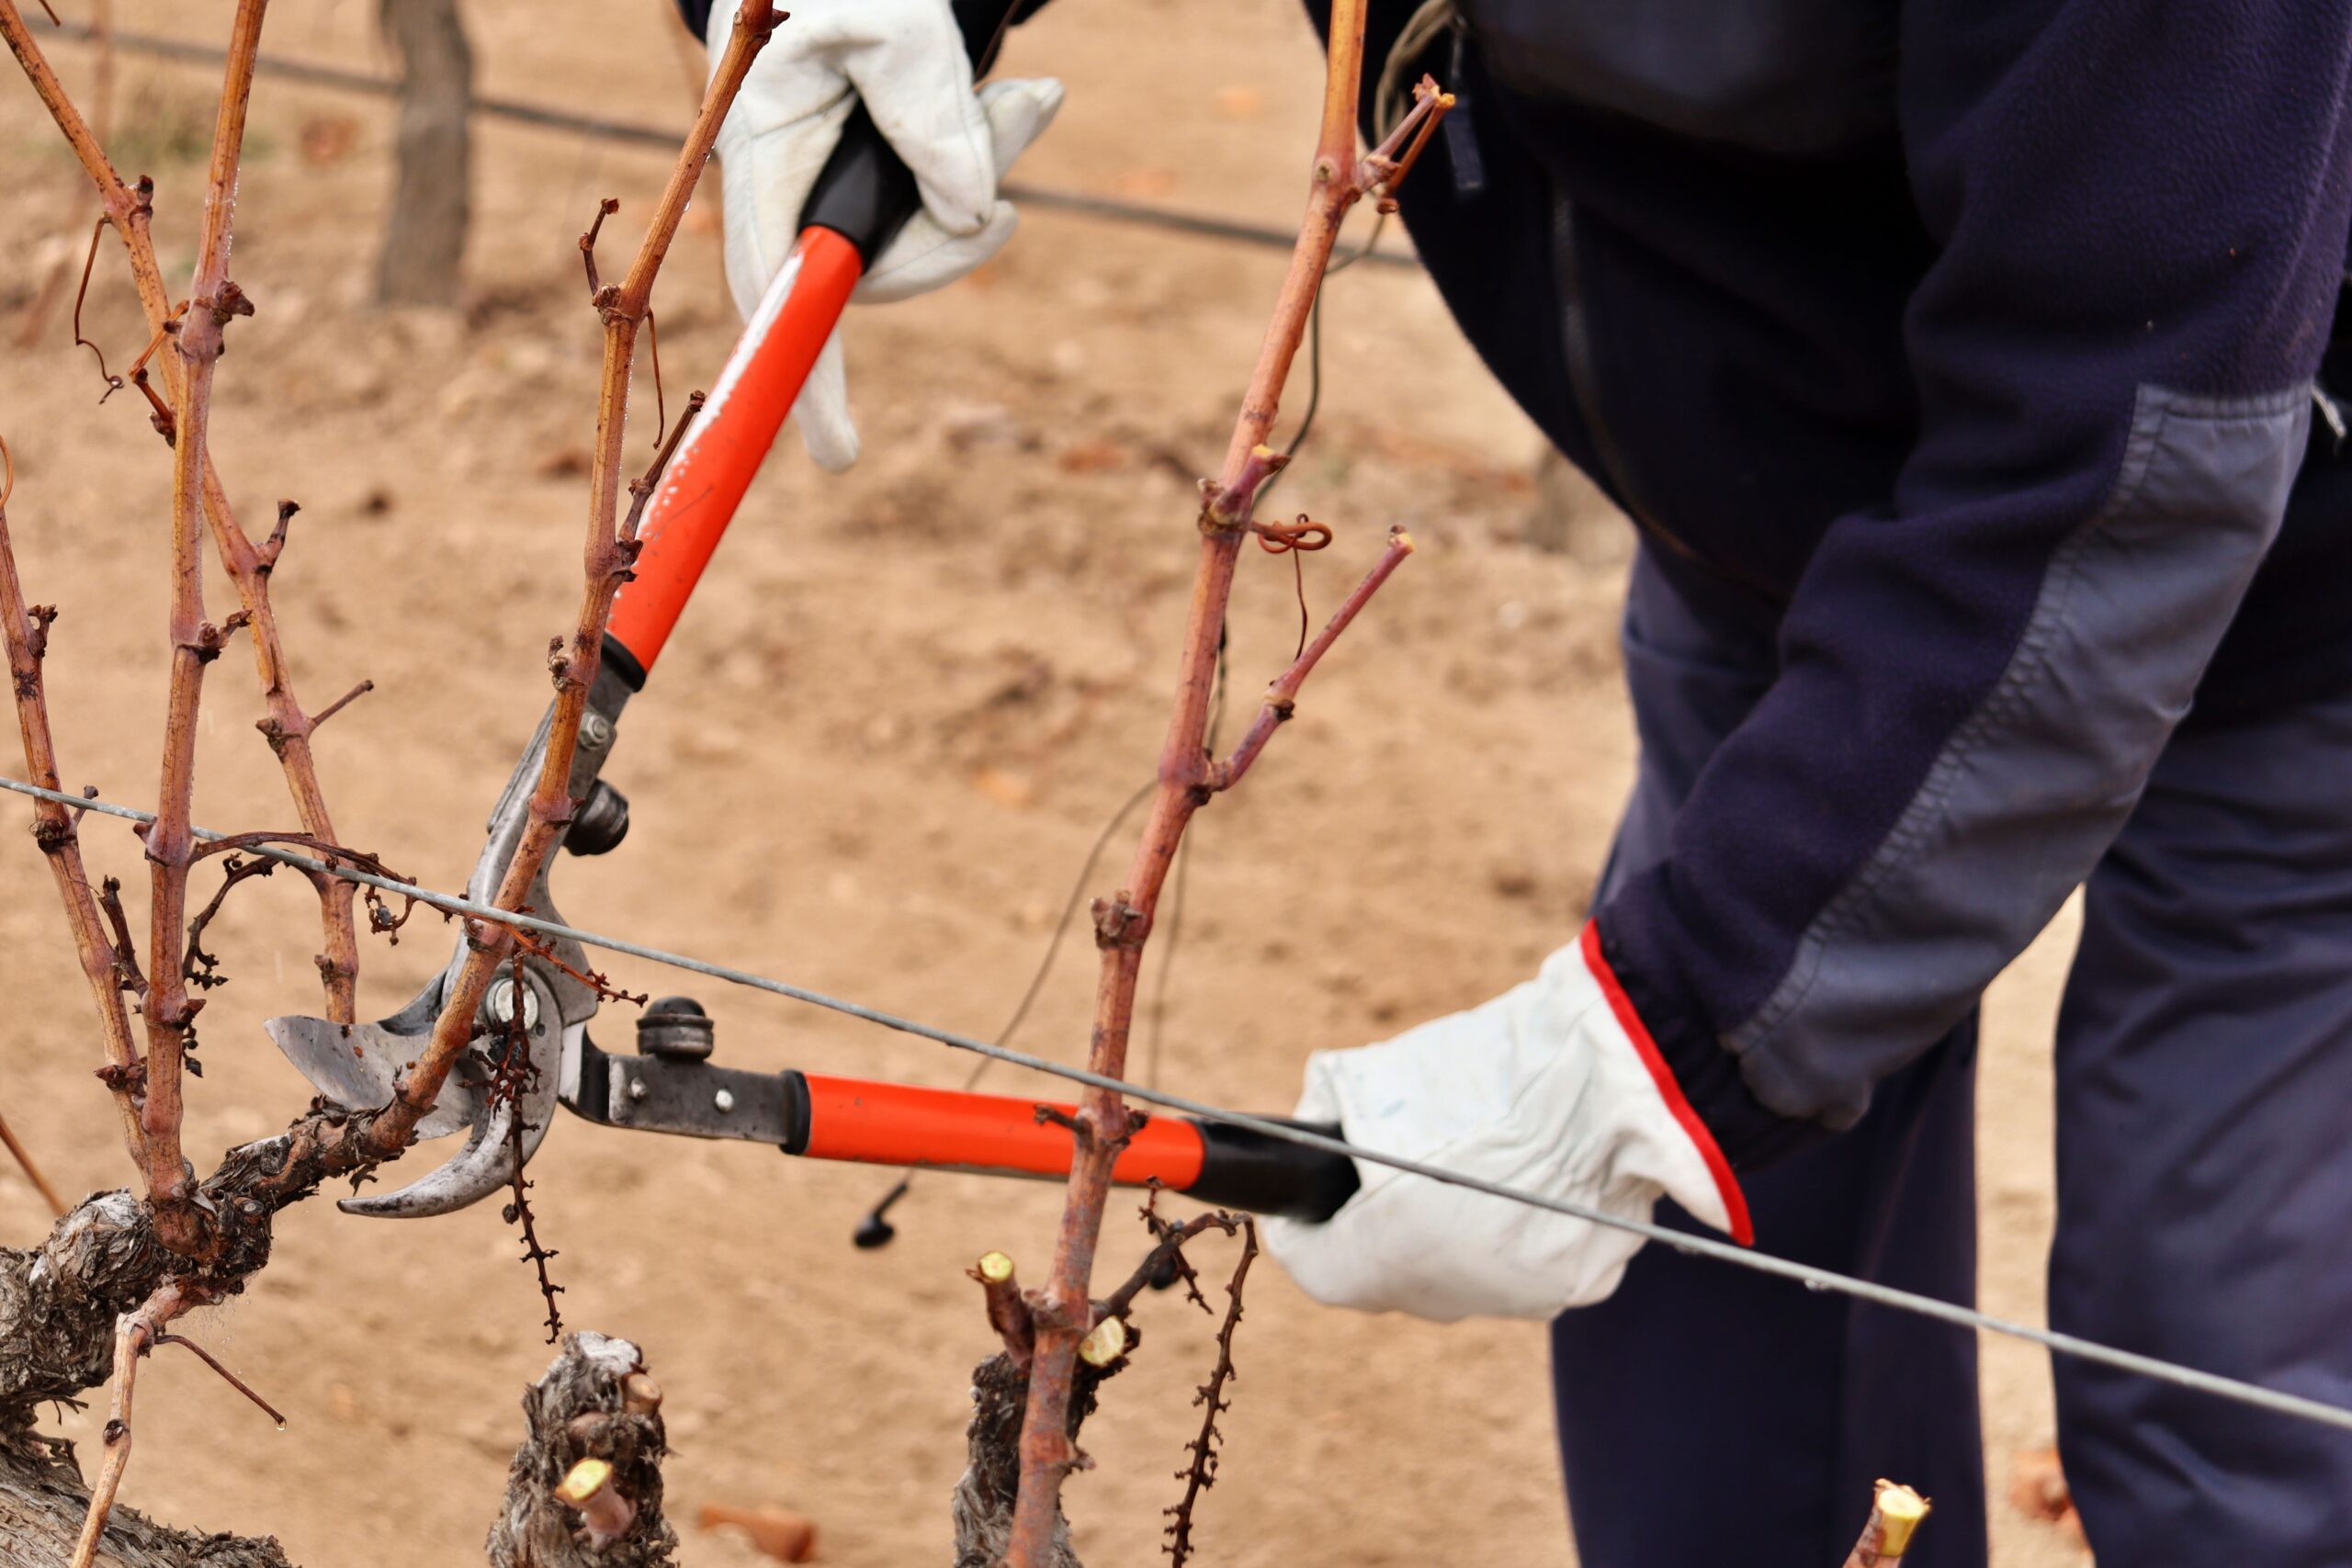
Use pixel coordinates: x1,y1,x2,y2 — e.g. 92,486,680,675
265,0,1360,1228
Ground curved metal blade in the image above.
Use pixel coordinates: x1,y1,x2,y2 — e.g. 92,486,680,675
265,1013,474,1142
335,1021,572,1218
264,664,632,1220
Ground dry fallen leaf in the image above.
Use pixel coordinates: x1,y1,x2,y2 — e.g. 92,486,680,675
971,764,1035,810
299,114,358,165
697,1502,818,1562
1212,84,1263,119
1055,439,1130,474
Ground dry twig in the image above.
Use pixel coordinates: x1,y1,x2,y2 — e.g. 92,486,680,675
129,0,270,1258
297,0,778,1179
0,434,146,1168
1163,1218,1256,1568
0,0,767,1274
4,0,373,1033
491,962,566,1344
65,1278,200,1568
1101,1201,1238,1322
151,1331,285,1428
0,5,771,1554
0,1103,63,1218
1001,13,1447,1559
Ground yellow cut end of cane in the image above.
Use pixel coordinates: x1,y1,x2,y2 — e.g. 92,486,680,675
1078,1315,1129,1367
976,1250,1016,1284
621,1372,663,1416
1873,1481,1930,1554
556,1458,614,1507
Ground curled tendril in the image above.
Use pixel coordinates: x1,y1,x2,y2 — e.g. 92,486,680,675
1250,516,1332,555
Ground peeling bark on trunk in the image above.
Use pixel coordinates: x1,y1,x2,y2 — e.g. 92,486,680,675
0,1191,175,1419
0,1191,672,1567
486,1332,675,1568
0,1436,292,1567
952,1351,1119,1568
0,1190,288,1565
374,0,471,306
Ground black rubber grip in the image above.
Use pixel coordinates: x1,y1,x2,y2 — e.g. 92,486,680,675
599,631,648,693
1185,1120,1361,1222
796,0,1027,263
775,1067,814,1156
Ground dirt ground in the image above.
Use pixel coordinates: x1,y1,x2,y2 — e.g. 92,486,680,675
0,3,2092,1563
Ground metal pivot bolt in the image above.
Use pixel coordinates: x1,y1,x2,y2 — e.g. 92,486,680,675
579,711,615,750
638,995,715,1060
483,977,540,1032
714,1089,736,1113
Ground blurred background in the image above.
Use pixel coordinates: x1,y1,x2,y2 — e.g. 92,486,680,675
0,2,2084,1562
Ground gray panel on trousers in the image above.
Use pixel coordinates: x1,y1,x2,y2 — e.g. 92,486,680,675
1727,384,2310,1127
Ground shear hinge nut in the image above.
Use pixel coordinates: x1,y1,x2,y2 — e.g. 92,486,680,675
637,996,715,1060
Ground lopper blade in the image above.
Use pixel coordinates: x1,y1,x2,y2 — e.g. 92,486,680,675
334,1025,568,1218
264,962,568,1217
265,1013,476,1143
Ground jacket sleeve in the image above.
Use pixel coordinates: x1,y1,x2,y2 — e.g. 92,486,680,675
1598,0,2352,1162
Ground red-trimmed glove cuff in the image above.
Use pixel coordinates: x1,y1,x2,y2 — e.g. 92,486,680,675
1578,924,1754,1246
1586,917,1827,1179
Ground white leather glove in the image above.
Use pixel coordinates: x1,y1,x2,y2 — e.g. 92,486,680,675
1262,925,1753,1321
708,0,1063,471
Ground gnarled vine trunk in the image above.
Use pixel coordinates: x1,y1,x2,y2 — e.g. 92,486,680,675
0,1439,292,1568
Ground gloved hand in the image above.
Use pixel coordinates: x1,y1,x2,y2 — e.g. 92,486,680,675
707,0,1063,470
1261,925,1753,1321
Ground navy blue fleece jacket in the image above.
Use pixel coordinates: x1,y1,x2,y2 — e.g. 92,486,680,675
690,0,2352,1168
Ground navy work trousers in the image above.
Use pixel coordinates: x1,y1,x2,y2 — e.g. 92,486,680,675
1550,550,2352,1565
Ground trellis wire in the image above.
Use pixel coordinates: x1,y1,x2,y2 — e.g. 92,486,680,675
5,770,2351,1439
22,16,1421,271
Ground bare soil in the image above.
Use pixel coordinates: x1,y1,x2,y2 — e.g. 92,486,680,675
0,3,2087,1563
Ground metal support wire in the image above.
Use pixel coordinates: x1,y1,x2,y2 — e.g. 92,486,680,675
6,770,2352,1439
22,17,1420,271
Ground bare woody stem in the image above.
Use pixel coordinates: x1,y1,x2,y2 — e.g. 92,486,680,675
0,1101,65,1217
1211,525,1415,791
1002,13,1444,1561
134,0,269,1258
972,1250,1035,1368
66,1278,198,1568
0,0,368,1029
334,0,777,1168
0,441,148,1170
1100,1207,1239,1321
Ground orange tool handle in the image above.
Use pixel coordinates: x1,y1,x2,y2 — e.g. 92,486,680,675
605,227,865,680
607,0,1022,682
789,1074,1361,1220
800,1076,1209,1190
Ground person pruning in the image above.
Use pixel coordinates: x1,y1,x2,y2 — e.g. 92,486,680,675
678,0,2352,1560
